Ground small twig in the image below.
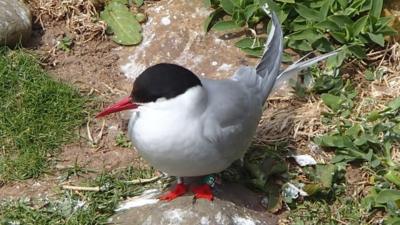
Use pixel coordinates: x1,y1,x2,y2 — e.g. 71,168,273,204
125,176,161,185
62,185,101,192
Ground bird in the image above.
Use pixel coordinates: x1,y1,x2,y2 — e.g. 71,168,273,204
96,12,337,201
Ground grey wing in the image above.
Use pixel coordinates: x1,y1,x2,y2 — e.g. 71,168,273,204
200,73,263,160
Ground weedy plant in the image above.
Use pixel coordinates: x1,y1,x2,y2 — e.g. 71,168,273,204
204,0,397,66
100,0,147,46
0,166,158,225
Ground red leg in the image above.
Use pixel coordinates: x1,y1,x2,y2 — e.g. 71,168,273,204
191,184,213,201
159,182,188,201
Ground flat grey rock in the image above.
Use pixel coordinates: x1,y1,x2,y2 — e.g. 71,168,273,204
0,0,32,47
110,183,278,225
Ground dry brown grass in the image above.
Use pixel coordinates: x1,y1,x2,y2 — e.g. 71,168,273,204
26,0,106,43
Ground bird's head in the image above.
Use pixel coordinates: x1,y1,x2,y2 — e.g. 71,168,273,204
96,63,203,118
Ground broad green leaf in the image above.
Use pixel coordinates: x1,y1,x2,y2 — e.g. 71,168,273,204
320,0,333,20
348,45,367,59
321,93,342,111
312,37,334,52
287,39,313,52
232,10,246,26
318,135,353,148
304,183,322,195
368,33,385,47
385,170,400,188
316,164,336,188
367,110,381,122
295,3,322,22
331,32,346,43
100,2,142,45
220,0,235,15
204,8,224,32
370,0,383,18
387,97,400,111
337,0,348,9
286,29,323,43
345,124,361,137
244,4,258,21
375,189,400,204
212,20,241,31
352,15,368,36
241,47,264,57
235,37,256,48
315,20,340,32
328,15,353,27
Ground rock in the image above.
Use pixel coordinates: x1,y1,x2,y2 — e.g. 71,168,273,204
111,197,277,225
0,0,32,47
118,0,259,81
110,183,278,225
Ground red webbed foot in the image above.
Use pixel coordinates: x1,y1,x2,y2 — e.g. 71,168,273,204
192,184,213,201
159,183,188,201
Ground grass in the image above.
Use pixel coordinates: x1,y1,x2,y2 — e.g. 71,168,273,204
0,48,86,182
0,166,157,225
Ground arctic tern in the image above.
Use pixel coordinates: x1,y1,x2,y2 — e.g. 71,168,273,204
96,12,337,201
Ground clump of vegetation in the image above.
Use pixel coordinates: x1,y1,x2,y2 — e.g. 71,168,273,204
0,48,86,181
204,0,396,65
0,166,157,225
100,0,145,46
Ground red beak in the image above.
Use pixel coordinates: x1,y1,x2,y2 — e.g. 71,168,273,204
96,96,138,118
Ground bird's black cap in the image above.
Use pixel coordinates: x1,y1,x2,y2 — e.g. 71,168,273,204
131,63,202,103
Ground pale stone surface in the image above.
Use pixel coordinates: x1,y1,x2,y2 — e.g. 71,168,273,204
111,183,278,225
118,0,259,81
0,0,32,46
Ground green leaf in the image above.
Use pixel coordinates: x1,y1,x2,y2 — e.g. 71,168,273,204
244,4,258,22
286,29,323,43
370,0,383,18
100,2,142,45
304,183,322,195
331,32,346,44
287,39,313,52
295,3,322,22
318,135,353,148
375,189,400,204
352,15,368,36
367,110,381,122
312,37,334,52
220,0,235,15
133,0,143,6
387,97,400,111
235,37,257,48
320,0,333,20
315,20,340,31
328,15,353,27
385,170,400,188
212,20,242,31
316,164,336,188
368,33,385,47
348,45,367,59
345,124,361,137
321,93,343,111
204,9,224,32
241,47,264,57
